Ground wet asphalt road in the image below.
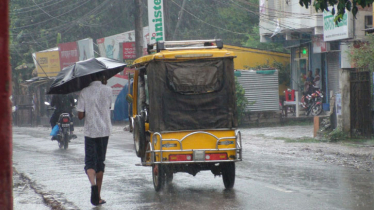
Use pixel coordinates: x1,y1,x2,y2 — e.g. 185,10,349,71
12,126,374,210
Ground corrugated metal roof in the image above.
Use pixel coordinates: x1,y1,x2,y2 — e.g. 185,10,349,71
236,70,280,112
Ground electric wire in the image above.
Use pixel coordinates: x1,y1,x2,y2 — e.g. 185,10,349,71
12,0,93,30
10,0,67,14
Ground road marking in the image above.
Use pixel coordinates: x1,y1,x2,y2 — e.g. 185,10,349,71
266,185,293,193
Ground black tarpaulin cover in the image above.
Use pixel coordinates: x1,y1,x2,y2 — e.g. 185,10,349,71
146,58,237,132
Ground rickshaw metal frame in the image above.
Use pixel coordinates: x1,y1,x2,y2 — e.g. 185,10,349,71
142,130,242,166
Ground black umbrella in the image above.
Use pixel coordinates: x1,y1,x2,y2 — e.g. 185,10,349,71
47,57,127,94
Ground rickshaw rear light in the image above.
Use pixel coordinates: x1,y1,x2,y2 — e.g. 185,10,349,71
205,153,227,160
169,154,192,161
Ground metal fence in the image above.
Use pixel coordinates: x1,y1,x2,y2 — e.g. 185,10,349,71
350,71,372,137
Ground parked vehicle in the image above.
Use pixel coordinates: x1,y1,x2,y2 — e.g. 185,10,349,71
301,89,323,116
127,40,242,191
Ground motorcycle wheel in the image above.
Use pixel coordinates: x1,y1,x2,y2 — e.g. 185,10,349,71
311,104,323,116
58,134,63,149
58,140,63,149
63,133,69,150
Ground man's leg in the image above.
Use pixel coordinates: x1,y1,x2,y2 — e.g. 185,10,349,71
85,137,97,185
85,137,100,205
96,171,103,198
96,137,109,203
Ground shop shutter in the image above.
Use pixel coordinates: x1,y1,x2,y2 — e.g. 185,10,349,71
327,52,340,95
236,70,280,112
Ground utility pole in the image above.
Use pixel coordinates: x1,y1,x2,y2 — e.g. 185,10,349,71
134,0,143,58
0,0,13,209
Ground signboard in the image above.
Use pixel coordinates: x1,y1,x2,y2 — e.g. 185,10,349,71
58,42,79,69
97,27,149,60
123,42,136,59
77,38,94,61
148,0,165,44
106,74,128,108
312,35,327,53
323,7,353,41
35,50,61,77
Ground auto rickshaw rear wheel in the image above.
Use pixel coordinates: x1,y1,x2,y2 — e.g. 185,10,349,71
221,162,235,189
133,116,146,158
165,167,173,184
152,164,165,191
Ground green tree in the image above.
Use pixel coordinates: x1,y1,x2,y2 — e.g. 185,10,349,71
299,0,372,22
243,26,288,53
348,34,374,70
235,77,249,125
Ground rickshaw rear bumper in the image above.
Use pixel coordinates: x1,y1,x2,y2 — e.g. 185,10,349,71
141,130,243,166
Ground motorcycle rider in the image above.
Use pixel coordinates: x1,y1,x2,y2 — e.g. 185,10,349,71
304,70,314,95
50,94,77,140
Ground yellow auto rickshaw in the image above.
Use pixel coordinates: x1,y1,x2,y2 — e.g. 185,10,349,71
127,39,242,191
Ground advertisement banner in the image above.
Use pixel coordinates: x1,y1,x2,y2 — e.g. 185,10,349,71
58,42,79,69
148,0,165,44
97,27,149,60
323,7,353,41
106,74,128,109
123,42,136,59
312,35,327,53
77,38,94,61
35,51,61,77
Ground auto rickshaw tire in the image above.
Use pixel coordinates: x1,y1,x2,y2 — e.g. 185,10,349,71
133,116,146,158
129,117,133,133
152,164,165,192
221,162,235,189
165,167,173,184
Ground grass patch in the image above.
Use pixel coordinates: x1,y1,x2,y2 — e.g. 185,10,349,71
338,139,374,147
281,120,314,127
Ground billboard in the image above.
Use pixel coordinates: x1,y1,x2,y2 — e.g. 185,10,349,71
34,50,61,77
312,35,327,53
58,42,79,69
97,26,149,60
106,74,128,109
323,7,353,41
148,0,165,44
77,38,94,61
122,42,136,59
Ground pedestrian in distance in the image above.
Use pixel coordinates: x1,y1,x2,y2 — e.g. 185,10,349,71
76,74,112,206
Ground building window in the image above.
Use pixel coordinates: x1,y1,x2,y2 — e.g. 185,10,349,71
365,16,373,29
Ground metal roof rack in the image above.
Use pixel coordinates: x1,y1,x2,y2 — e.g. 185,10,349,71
147,39,223,54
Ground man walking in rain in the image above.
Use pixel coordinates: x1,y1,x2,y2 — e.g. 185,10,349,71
76,74,112,206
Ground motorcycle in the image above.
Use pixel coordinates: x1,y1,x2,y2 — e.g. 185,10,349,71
46,102,75,150
301,89,323,116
